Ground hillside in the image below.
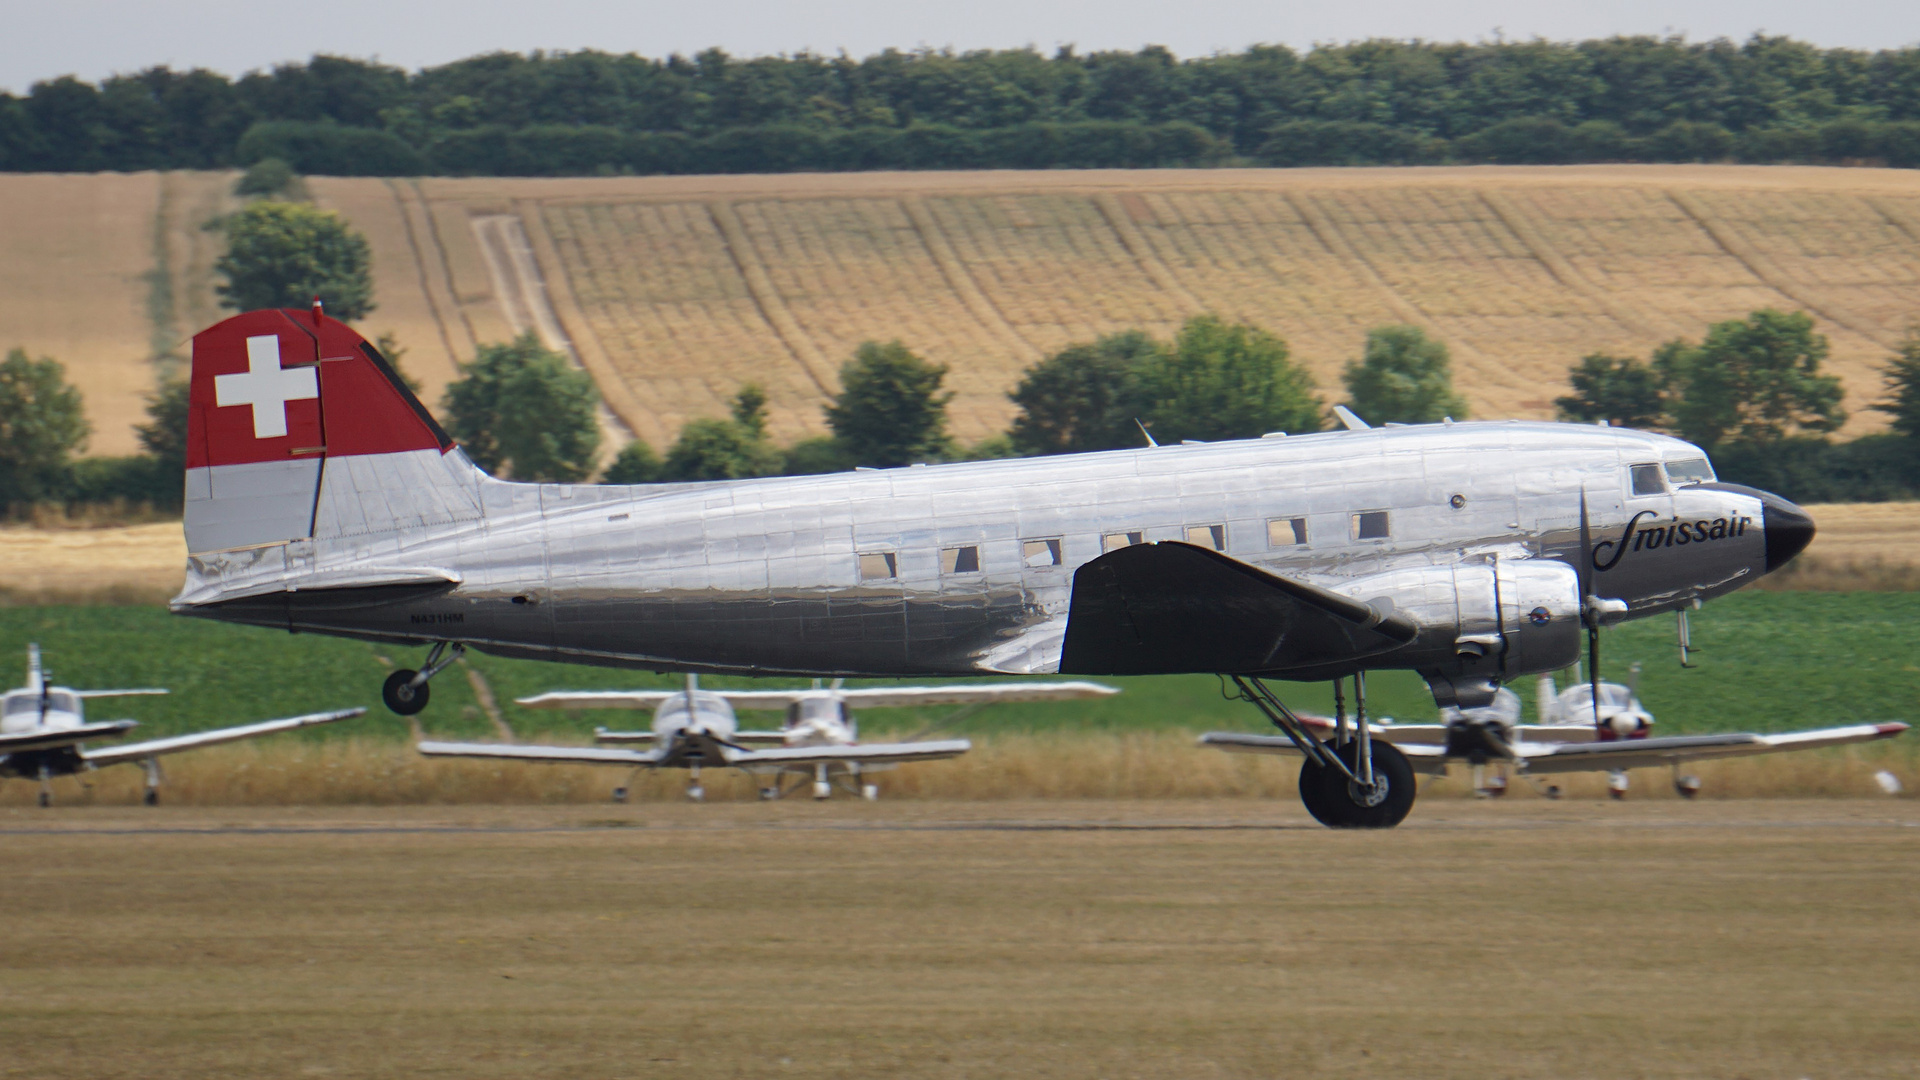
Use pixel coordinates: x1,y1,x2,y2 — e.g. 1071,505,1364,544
3,165,1918,454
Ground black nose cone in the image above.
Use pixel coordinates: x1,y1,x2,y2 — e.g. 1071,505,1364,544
1763,497,1815,573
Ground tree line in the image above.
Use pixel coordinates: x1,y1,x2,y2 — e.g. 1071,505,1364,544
7,36,1920,176
4,185,1917,515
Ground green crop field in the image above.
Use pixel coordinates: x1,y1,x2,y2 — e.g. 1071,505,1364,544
3,592,1913,744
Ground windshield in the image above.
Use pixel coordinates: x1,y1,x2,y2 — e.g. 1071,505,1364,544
2,693,36,716
1665,458,1715,485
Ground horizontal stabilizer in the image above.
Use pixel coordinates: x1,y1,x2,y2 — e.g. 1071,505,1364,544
73,688,169,700
0,720,139,754
593,729,788,745
522,680,1116,711
1060,542,1417,676
80,709,362,766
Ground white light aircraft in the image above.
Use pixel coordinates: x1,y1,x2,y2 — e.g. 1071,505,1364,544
420,678,1116,800
0,645,364,806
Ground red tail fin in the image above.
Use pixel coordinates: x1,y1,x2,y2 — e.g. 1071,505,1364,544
188,308,450,469
185,309,458,554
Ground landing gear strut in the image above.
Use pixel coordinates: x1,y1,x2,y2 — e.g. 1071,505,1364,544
383,641,465,715
141,759,163,806
1229,673,1417,829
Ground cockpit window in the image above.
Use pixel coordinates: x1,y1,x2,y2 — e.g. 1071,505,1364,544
1628,464,1667,496
1664,458,1715,485
3,694,36,716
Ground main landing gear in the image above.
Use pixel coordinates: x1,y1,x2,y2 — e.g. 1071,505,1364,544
383,641,465,715
1229,673,1416,829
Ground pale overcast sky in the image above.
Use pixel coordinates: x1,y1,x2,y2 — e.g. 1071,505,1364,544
4,0,1918,93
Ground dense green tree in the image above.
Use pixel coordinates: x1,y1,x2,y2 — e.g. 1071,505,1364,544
442,332,601,481
1143,316,1323,442
1340,325,1468,425
601,439,663,484
1873,328,1920,439
134,377,190,503
1006,331,1162,455
729,382,769,437
233,157,303,198
780,436,853,476
214,201,374,320
0,348,89,507
662,418,784,481
1653,309,1845,448
1554,353,1667,429
825,341,954,467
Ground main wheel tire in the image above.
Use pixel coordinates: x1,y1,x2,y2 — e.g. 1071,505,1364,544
382,669,430,715
37,790,50,808
143,789,160,807
1298,740,1416,829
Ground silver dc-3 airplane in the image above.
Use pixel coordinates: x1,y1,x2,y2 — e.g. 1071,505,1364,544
170,303,1897,826
1203,664,1907,802
419,677,1115,801
1,644,363,806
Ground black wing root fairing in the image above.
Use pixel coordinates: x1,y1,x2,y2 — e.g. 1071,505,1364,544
1058,542,1418,677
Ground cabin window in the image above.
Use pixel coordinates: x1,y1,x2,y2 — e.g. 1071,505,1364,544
1629,463,1668,496
1268,517,1308,547
1102,531,1144,553
1184,524,1226,551
1351,511,1390,541
940,545,981,574
1665,458,1714,486
857,552,898,581
1022,538,1063,568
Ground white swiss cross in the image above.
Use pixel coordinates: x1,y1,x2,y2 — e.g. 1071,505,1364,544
215,335,319,439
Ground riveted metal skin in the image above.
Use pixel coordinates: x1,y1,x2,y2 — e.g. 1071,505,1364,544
172,311,1806,704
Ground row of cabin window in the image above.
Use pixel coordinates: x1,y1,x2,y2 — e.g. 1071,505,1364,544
856,511,1392,581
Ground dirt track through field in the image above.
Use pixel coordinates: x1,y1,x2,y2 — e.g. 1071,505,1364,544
7,165,1919,454
1,799,1915,1079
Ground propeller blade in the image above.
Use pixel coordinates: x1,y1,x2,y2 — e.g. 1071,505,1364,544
1577,489,1603,727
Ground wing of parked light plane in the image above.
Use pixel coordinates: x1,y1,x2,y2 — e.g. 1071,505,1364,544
78,708,366,766
72,688,169,699
415,741,664,766
0,720,140,754
1506,721,1910,774
415,737,969,768
1201,721,1910,776
516,681,1117,711
1200,731,1453,774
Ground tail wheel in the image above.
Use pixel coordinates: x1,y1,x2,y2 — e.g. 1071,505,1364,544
382,669,430,715
1298,740,1416,829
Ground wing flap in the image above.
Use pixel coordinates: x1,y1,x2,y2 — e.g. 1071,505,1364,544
1059,542,1416,676
80,709,362,766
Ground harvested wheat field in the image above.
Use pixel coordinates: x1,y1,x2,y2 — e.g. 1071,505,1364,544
6,165,1920,453
1,799,1916,1079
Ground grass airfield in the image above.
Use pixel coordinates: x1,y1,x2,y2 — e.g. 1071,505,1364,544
2,799,1917,1079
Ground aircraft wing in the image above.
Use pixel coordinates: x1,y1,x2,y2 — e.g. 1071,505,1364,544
415,740,664,766
522,682,1117,711
1059,542,1418,676
593,729,788,745
73,688,169,699
78,709,364,766
0,720,140,754
1198,731,1450,774
1513,722,1911,774
723,739,972,767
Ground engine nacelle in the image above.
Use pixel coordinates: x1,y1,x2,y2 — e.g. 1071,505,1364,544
1343,559,1584,709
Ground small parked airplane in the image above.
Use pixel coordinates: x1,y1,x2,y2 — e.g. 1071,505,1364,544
420,677,1115,800
0,645,363,806
1201,664,1907,801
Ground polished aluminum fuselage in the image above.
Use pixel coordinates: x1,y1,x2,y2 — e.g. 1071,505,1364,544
180,421,1769,685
